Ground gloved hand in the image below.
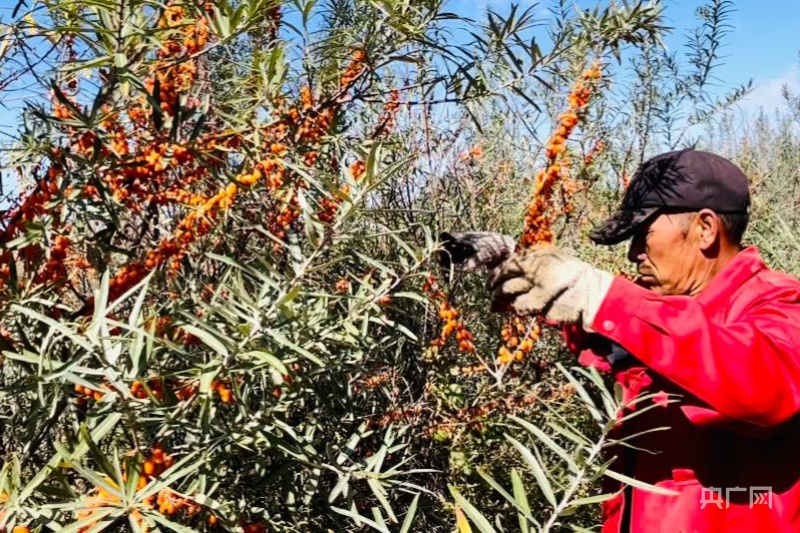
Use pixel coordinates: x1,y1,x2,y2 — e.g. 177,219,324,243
487,245,614,331
437,231,517,272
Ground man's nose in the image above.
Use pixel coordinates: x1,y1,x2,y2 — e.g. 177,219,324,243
628,233,645,263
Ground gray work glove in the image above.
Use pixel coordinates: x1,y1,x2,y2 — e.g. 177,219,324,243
437,231,517,272
487,245,614,331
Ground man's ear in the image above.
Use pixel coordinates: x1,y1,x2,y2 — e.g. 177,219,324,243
696,209,720,250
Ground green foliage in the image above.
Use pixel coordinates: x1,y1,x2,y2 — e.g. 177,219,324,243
448,364,678,533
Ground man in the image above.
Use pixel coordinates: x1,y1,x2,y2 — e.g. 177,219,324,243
488,149,800,532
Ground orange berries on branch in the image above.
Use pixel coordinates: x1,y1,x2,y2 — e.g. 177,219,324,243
424,390,539,440
349,160,366,181
368,404,425,430
317,192,345,224
75,481,122,531
423,274,476,354
0,164,69,291
355,371,394,392
494,62,604,366
140,443,174,482
135,444,203,518
154,487,200,517
130,377,176,401
584,138,606,166
459,145,484,162
520,61,604,248
74,383,108,404
334,278,350,294
212,379,236,404
340,49,368,90
496,316,540,365
372,89,401,138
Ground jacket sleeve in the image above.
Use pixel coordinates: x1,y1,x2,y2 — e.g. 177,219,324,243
591,277,800,428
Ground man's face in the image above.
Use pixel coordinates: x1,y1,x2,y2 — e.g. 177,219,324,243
627,212,698,296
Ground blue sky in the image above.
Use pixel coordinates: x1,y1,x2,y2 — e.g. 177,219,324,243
0,0,797,137
450,0,800,117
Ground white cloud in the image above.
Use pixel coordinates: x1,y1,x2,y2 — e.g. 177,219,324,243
733,68,799,118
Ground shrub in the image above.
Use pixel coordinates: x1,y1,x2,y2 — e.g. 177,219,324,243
0,0,759,531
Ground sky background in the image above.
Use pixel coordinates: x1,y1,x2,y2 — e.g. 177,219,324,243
0,0,797,147
449,0,800,118
0,0,797,118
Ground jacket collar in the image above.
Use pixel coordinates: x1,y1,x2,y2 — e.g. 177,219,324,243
696,246,765,307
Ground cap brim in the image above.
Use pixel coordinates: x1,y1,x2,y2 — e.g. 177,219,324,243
589,207,660,245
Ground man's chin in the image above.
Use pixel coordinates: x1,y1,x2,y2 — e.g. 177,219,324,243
635,276,658,290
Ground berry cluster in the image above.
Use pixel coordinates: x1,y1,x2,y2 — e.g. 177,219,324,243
496,316,541,365
423,274,476,353
520,62,603,248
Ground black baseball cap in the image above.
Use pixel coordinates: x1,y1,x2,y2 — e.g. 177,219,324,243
590,149,750,245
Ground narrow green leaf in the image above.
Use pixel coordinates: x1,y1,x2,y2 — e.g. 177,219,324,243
179,324,229,358
391,291,428,304
19,413,121,502
603,469,679,496
330,506,390,533
547,421,591,447
568,492,619,506
448,485,498,533
79,424,116,479
57,507,117,533
149,511,200,532
556,363,604,421
70,462,122,500
505,435,556,507
368,478,397,523
510,415,579,473
399,493,420,533
371,507,388,529
475,467,536,524
12,305,94,353
239,350,287,374
265,329,323,366
511,468,537,531
328,473,350,503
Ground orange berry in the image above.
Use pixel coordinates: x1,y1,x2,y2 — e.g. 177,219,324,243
143,460,156,476
218,388,232,404
520,338,534,352
458,340,475,353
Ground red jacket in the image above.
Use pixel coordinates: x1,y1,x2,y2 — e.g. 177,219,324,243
575,246,800,532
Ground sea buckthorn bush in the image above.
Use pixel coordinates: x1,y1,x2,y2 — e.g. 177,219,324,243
0,0,758,531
